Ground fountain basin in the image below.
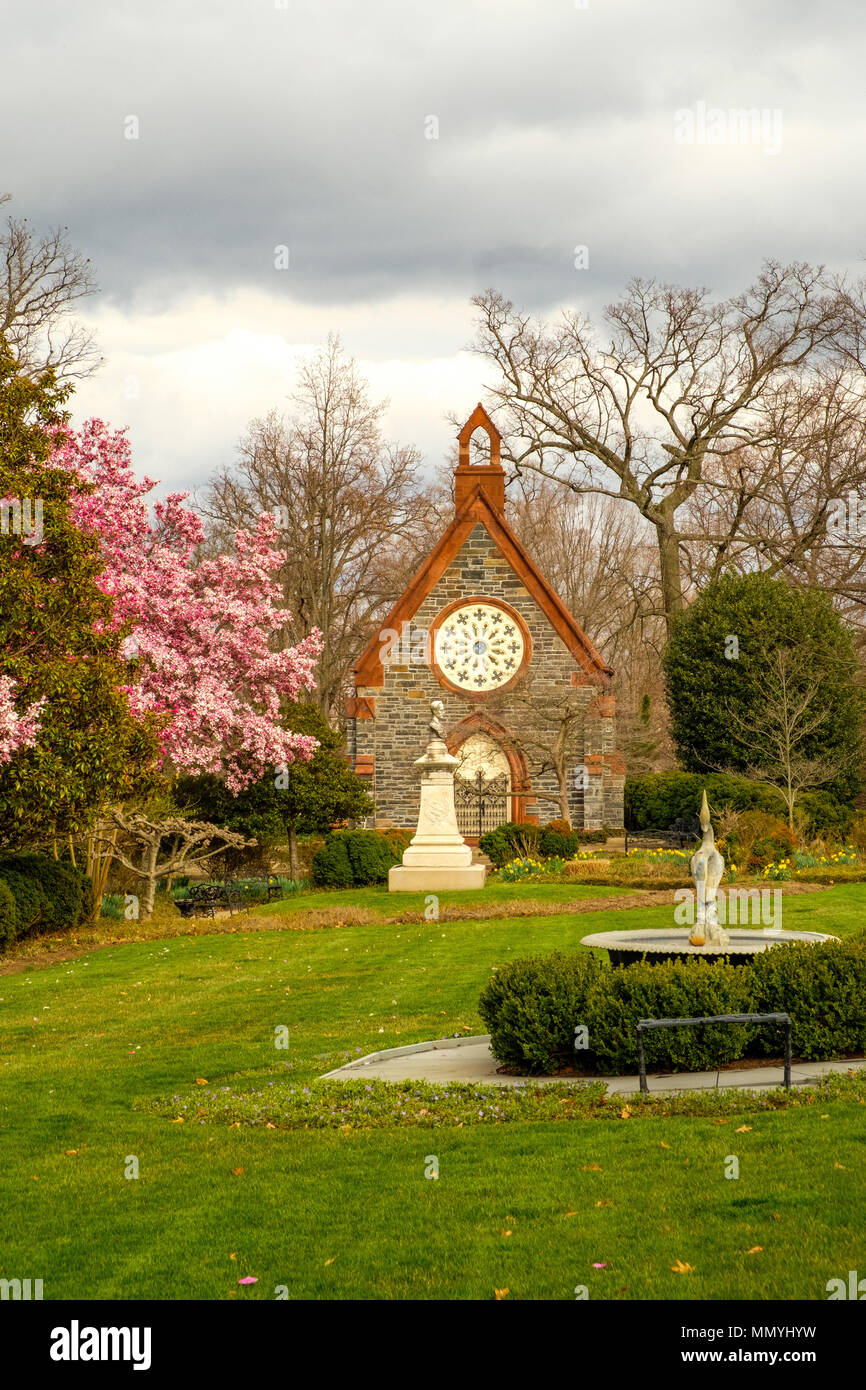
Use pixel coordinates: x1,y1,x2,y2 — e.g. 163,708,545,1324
581,928,837,968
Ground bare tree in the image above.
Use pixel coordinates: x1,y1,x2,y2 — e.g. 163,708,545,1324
0,197,100,379
471,263,866,632
201,336,435,719
97,811,254,919
723,647,857,828
486,678,589,825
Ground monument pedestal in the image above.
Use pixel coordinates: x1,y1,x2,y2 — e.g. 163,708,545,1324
388,732,486,893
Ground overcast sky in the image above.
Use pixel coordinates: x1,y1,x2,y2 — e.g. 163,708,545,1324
3,0,864,494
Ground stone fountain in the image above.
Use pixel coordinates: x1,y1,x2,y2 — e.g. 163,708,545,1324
582,788,836,966
388,701,487,892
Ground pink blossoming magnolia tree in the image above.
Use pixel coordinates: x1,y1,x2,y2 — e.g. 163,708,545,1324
52,419,322,793
48,420,322,915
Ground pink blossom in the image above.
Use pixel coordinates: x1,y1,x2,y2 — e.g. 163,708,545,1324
0,676,45,764
51,420,322,791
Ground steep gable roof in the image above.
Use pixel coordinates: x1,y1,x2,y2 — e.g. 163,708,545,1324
353,480,613,688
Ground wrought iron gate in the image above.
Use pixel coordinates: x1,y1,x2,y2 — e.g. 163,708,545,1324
454,771,509,838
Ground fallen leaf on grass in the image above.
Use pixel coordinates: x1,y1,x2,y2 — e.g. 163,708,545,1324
834,1161,846,1170
711,1119,729,1126
670,1260,694,1274
172,1117,184,1124
659,1141,670,1149
231,1167,244,1176
500,1230,512,1237
773,1213,781,1221
735,1125,752,1133
229,1253,236,1261
324,1257,336,1267
583,1163,601,1171
265,1122,276,1129
494,1288,509,1300
592,1262,609,1269
564,1211,578,1217
63,1149,78,1156
195,1078,208,1085
746,1246,764,1254
595,1200,612,1208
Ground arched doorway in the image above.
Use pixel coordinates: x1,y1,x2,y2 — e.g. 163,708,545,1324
453,732,511,839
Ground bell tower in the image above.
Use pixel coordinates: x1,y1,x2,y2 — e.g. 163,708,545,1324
453,403,506,512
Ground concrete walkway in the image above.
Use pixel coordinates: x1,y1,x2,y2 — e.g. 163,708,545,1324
322,1035,866,1095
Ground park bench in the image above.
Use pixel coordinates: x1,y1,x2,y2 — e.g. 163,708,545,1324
624,816,701,855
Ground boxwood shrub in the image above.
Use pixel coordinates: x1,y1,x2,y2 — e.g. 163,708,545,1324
311,831,400,888
0,855,83,933
0,866,46,937
0,879,18,946
480,937,866,1075
0,854,92,945
478,951,606,1072
539,829,580,859
750,938,866,1061
586,959,754,1074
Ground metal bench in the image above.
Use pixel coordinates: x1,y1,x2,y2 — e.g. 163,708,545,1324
636,1012,793,1092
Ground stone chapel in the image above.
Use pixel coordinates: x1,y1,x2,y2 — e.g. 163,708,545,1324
346,405,625,837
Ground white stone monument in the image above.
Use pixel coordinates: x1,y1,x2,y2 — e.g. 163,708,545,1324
388,700,487,892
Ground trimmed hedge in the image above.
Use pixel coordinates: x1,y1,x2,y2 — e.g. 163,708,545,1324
539,829,580,859
0,854,92,947
0,867,45,938
0,878,17,946
750,939,866,1061
0,855,83,932
480,937,866,1075
586,959,754,1074
478,951,606,1072
312,831,400,888
625,771,853,837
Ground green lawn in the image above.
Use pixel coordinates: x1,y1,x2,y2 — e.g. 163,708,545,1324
1,886,864,1300
254,878,633,917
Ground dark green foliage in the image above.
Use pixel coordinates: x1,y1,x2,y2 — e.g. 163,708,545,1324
478,821,543,865
539,829,579,858
0,854,82,933
586,959,755,1075
625,770,852,836
69,864,95,924
343,831,398,886
0,878,17,945
480,937,866,1075
750,939,866,1061
0,866,45,934
310,834,354,888
311,830,399,888
663,572,864,802
478,828,514,867
478,951,606,1072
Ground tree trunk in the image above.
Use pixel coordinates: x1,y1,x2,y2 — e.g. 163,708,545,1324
654,519,684,634
140,841,159,919
288,823,300,879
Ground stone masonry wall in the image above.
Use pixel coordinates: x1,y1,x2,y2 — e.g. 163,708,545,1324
351,524,625,830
